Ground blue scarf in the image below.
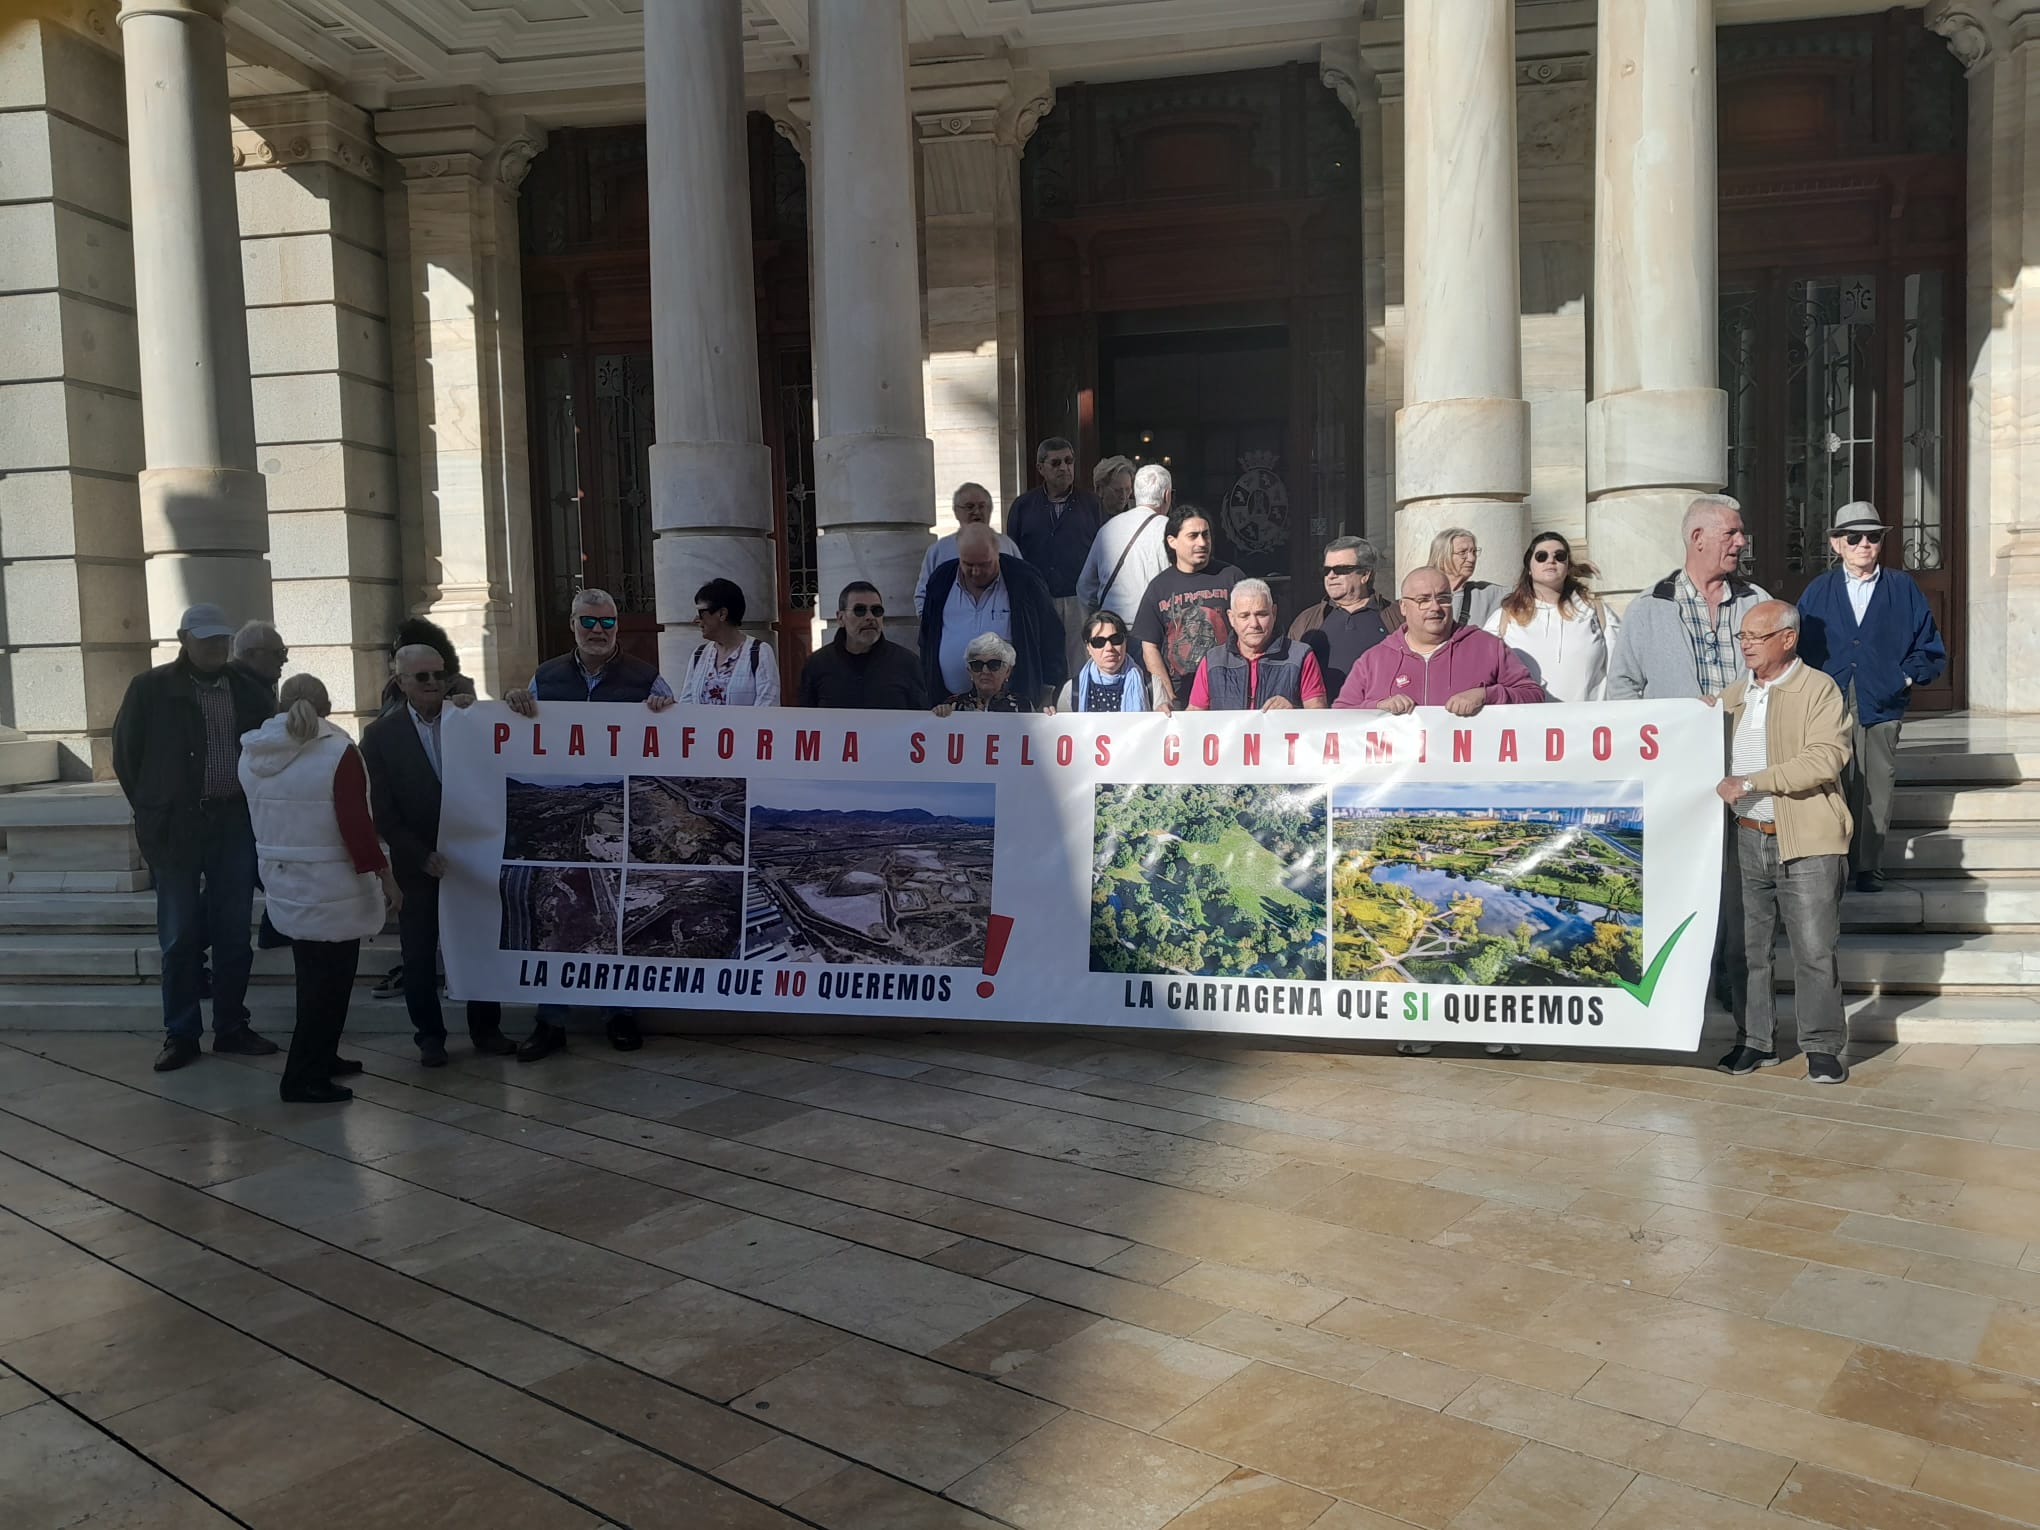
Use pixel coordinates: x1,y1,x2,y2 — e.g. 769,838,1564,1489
1075,660,1147,713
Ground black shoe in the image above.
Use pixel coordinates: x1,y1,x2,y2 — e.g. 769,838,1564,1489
328,1057,363,1077
517,1024,565,1062
1715,1044,1780,1075
606,1016,643,1052
1806,1052,1849,1085
471,1032,517,1057
419,1039,448,1068
280,1080,353,1104
212,1028,279,1056
154,1038,201,1073
1851,872,1885,894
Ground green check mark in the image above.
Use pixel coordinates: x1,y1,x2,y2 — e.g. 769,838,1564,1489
1612,911,1698,1006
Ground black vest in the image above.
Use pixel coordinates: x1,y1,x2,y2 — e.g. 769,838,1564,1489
530,651,661,703
1202,637,1307,710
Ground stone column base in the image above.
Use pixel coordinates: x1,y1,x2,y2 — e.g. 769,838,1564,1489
815,431,936,650
138,464,272,647
1588,487,1704,606
648,438,776,680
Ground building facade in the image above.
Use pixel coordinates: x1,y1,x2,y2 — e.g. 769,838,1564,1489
3,0,2037,781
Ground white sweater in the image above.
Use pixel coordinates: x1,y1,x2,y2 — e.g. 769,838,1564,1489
678,637,780,706
1484,598,1616,703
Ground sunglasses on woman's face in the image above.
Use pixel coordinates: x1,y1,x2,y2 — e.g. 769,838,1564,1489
576,615,618,630
967,658,1007,673
1532,548,1569,564
1088,633,1126,649
1841,531,1884,547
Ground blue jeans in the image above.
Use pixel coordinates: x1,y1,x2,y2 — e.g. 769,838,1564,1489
155,799,258,1043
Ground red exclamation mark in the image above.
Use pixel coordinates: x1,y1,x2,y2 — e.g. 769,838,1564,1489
977,914,1014,999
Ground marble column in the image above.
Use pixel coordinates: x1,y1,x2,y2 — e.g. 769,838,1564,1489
0,16,149,779
1585,0,1728,600
1394,0,1530,582
376,101,542,695
807,0,937,639
645,0,774,679
1934,0,2040,711
116,0,271,643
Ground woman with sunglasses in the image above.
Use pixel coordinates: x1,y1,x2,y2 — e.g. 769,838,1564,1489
1483,532,1617,702
1057,611,1149,713
678,578,780,706
933,632,1032,715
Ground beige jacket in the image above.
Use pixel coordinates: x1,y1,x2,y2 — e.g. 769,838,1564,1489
1721,660,1854,862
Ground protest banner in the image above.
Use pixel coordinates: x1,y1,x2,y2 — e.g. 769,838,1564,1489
438,700,1722,1051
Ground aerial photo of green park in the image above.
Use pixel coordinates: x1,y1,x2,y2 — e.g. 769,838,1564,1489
1331,783,1644,987
1090,783,1327,979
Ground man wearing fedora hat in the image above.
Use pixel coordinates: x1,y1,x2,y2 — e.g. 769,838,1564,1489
1796,503,1946,892
113,604,282,1073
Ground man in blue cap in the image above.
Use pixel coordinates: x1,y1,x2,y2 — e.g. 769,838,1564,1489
113,604,281,1072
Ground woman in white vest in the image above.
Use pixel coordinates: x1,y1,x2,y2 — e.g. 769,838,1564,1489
239,674,400,1104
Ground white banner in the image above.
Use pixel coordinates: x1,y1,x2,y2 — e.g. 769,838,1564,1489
438,701,1722,1051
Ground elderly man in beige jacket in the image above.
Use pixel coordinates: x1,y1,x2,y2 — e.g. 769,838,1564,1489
1714,600,1855,1083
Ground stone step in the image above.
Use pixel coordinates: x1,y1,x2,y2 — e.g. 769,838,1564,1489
1788,990,2040,1045
0,933,402,982
1890,785,2040,825
1812,931,2040,991
1895,750,2040,786
1885,825,2040,872
0,734,62,789
0,985,414,1034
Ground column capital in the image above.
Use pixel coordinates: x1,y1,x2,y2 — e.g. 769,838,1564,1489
117,0,227,25
374,99,543,189
1927,1,2040,72
760,94,809,162
231,91,381,182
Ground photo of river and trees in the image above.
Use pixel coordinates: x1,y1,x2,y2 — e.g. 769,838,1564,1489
1090,783,1328,979
1331,783,1644,987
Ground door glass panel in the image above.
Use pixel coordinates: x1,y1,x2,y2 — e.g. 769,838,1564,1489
775,347,819,612
1783,276,1878,579
1901,271,1946,572
1719,282,1761,575
537,353,585,616
592,351,657,616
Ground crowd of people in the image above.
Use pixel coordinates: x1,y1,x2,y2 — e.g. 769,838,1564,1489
110,432,1944,1099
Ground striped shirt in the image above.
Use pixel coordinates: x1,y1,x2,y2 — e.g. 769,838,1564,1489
194,673,241,800
1730,661,1799,824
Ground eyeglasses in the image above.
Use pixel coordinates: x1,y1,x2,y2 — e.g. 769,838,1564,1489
1532,548,1570,564
846,603,884,618
1322,563,1363,577
1404,594,1453,609
576,615,618,630
1840,531,1884,546
404,671,445,685
1736,628,1787,643
966,658,1008,673
1087,633,1127,649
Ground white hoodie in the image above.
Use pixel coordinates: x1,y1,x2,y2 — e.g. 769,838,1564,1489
237,716,386,943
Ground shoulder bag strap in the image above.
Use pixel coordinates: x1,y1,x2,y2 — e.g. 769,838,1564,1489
1094,513,1162,615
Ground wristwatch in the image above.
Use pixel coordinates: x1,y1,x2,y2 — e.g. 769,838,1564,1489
1738,779,1753,796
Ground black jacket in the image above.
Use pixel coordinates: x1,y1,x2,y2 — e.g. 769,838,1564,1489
797,631,925,710
531,650,662,703
1006,487,1102,598
111,657,275,870
919,555,1067,708
359,705,445,892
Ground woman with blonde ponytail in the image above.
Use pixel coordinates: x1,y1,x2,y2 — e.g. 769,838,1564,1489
239,674,401,1103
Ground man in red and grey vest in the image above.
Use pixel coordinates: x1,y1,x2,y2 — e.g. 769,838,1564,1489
506,587,675,1060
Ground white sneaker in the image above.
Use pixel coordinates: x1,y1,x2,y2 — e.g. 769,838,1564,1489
1485,1043,1523,1058
1396,1041,1433,1056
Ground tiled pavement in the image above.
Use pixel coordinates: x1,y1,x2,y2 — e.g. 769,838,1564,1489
4,1025,2040,1530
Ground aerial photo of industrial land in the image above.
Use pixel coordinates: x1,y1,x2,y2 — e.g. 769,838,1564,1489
502,776,626,863
1331,782,1644,987
1090,783,1327,979
745,780,994,966
621,870,744,959
627,775,746,865
498,864,621,954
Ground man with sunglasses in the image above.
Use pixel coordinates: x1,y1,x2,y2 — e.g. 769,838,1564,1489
799,581,925,709
1288,535,1400,696
1795,504,1946,892
507,587,675,1060
1714,602,1854,1083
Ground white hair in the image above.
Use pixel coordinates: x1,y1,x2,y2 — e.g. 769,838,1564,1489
1771,604,1803,632
231,620,280,659
572,587,617,612
392,643,443,670
1229,578,1275,610
963,631,1017,667
1682,495,1742,539
1132,463,1172,509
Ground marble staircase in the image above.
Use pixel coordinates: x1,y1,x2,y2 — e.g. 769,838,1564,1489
0,716,2033,1041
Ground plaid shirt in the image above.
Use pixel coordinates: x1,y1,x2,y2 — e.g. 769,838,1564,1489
1675,571,1745,698
193,673,241,799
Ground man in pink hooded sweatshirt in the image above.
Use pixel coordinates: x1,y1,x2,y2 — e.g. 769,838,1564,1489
1334,566,1545,715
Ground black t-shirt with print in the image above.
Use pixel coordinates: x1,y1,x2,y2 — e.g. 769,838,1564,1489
1130,563,1245,709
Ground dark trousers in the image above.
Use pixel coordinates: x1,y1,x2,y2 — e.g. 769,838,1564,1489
1736,826,1847,1058
154,798,258,1043
282,937,361,1094
1712,827,1747,1016
397,880,501,1045
535,1003,634,1033
1844,690,1900,880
